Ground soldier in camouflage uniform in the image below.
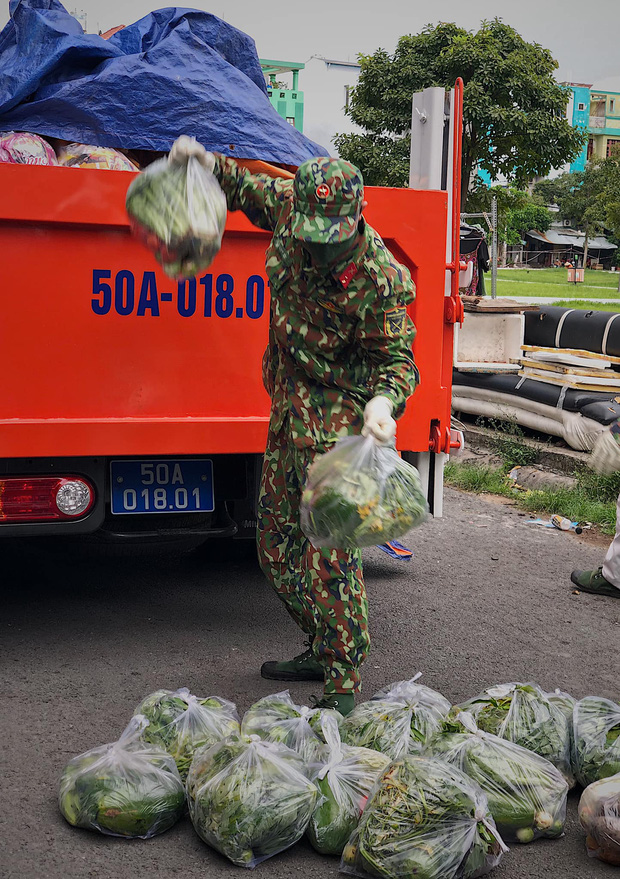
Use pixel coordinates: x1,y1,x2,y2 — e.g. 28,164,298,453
170,139,419,714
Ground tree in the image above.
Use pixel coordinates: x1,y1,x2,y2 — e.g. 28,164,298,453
535,159,620,265
465,184,551,263
335,19,585,204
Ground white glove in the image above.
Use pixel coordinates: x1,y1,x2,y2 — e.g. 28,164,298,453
168,135,215,172
590,428,620,475
362,395,396,444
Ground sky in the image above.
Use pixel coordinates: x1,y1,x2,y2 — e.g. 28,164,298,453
1,0,619,86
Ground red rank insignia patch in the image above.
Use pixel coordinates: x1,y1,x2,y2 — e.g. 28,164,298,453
384,306,407,337
338,262,358,289
315,183,330,199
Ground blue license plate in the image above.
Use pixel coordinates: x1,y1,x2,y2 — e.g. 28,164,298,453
110,459,214,515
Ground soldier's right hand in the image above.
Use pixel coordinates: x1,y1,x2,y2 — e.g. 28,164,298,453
168,136,215,172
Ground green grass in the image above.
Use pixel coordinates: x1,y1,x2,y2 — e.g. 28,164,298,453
551,300,620,311
496,280,620,298
496,267,620,300
445,461,620,535
498,268,619,288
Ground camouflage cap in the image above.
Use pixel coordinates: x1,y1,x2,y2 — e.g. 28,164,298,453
290,157,364,243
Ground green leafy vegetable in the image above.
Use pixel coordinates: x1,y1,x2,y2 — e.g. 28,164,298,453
430,711,568,843
126,156,227,280
134,687,240,781
456,682,573,786
301,435,427,550
340,676,451,759
59,716,185,838
187,735,317,868
308,715,390,855
241,691,338,764
573,697,620,787
340,756,506,879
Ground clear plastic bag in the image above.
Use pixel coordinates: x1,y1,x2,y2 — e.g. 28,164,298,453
579,773,620,865
58,715,185,838
186,734,317,868
300,435,428,549
134,687,240,781
573,696,620,787
308,714,390,855
126,151,227,280
430,711,568,843
340,755,507,879
340,674,451,760
241,690,339,764
57,143,138,170
457,682,573,786
0,131,57,165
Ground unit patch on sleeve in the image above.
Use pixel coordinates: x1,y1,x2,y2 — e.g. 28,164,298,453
384,306,407,338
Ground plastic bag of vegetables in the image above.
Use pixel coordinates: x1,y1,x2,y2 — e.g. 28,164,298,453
456,682,573,786
573,696,620,787
307,714,390,855
340,674,451,759
578,773,620,865
59,715,185,838
126,137,227,280
430,711,568,843
300,435,427,550
0,131,57,165
186,734,317,868
340,755,507,879
241,690,337,764
134,687,240,781
57,143,138,170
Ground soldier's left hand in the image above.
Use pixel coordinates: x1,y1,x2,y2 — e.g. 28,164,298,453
362,395,396,444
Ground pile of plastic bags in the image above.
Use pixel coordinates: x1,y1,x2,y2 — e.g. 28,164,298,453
58,678,620,875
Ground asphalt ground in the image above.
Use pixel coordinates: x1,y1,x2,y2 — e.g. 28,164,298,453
1,486,618,879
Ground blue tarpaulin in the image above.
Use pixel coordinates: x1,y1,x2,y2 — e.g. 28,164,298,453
0,0,326,164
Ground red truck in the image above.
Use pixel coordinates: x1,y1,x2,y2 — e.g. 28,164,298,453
0,85,463,547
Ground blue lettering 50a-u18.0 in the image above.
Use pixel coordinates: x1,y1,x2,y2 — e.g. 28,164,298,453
91,269,266,319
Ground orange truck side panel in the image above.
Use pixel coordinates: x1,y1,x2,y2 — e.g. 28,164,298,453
0,164,452,457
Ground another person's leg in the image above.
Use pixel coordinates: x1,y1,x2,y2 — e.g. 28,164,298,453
571,492,620,597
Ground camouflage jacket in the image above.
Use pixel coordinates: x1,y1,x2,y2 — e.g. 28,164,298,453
213,155,419,447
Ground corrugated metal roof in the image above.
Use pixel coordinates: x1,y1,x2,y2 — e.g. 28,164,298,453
527,229,617,250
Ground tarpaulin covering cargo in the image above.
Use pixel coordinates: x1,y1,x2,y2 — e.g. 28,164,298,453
0,0,326,164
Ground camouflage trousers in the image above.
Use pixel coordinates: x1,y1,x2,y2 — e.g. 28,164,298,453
256,421,370,694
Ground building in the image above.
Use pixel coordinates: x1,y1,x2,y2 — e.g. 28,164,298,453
565,77,620,172
260,56,362,154
301,56,362,155
260,59,305,133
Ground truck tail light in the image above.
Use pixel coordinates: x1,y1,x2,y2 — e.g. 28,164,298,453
0,477,94,522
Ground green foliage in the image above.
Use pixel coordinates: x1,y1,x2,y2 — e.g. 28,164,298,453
336,19,585,200
466,185,552,244
445,461,618,534
475,417,538,468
